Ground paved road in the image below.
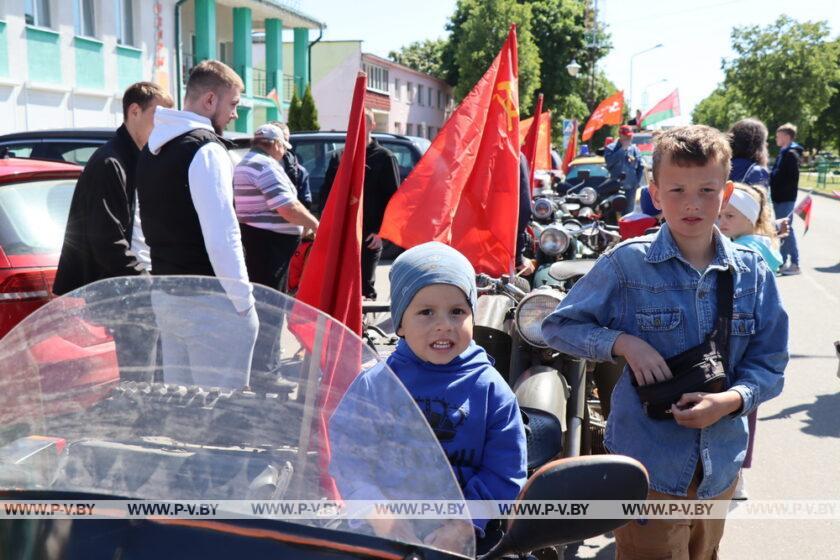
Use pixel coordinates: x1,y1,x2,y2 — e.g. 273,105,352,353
566,192,840,558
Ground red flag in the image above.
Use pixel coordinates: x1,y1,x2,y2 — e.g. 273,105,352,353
519,112,552,171
521,93,544,193
581,91,624,142
641,89,680,128
561,120,578,174
380,26,520,276
291,72,366,498
793,194,813,234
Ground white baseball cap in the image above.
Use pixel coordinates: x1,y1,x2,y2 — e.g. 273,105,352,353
254,124,291,149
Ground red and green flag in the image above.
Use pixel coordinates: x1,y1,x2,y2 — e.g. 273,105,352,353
641,89,680,128
793,194,813,234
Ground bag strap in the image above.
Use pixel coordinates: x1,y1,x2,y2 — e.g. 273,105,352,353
714,269,734,371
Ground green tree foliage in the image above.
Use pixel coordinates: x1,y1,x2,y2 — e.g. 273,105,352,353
388,39,448,81
691,85,750,132
813,39,840,151
287,91,303,131
721,16,840,146
288,87,319,131
300,84,320,131
450,0,542,113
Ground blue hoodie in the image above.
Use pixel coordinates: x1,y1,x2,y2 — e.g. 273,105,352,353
329,339,527,532
729,157,770,188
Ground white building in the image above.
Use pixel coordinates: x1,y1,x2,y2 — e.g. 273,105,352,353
0,0,323,135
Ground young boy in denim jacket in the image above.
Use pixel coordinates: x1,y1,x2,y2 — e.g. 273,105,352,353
542,125,788,559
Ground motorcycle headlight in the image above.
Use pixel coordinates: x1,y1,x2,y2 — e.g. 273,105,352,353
539,226,571,256
579,187,598,206
533,198,555,220
515,290,564,348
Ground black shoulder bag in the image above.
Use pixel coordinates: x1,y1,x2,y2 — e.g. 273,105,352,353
632,269,733,420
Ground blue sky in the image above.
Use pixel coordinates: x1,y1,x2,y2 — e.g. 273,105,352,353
301,0,839,125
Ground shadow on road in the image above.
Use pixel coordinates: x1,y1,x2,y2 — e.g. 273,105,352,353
761,392,840,438
814,263,840,274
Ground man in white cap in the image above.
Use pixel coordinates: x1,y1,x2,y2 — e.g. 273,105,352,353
234,123,319,290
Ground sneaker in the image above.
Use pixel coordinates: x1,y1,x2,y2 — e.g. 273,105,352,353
781,264,801,276
732,473,748,501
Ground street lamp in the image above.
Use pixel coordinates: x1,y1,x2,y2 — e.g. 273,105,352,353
566,59,581,77
628,43,663,112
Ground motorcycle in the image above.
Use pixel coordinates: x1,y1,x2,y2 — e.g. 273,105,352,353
0,276,648,560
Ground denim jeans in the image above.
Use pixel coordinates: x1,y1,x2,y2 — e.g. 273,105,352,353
773,200,799,266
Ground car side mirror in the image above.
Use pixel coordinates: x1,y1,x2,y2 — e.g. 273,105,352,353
480,455,649,559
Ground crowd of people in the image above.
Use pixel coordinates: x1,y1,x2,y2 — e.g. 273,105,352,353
51,58,795,558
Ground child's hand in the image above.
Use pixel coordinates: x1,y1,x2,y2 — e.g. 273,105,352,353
671,390,743,429
424,522,467,551
613,334,673,385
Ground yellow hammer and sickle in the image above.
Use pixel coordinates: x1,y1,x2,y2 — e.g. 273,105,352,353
493,81,519,132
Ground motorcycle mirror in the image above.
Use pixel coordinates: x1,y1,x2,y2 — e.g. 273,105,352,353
480,455,649,560
611,194,628,214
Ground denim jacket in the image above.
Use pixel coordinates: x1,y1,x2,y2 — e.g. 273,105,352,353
541,223,788,498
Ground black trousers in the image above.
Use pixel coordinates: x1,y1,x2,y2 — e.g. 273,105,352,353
240,223,301,291
362,244,382,299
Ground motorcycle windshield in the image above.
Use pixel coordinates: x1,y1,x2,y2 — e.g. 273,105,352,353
0,276,474,558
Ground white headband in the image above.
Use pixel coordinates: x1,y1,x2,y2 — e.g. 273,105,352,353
728,189,761,226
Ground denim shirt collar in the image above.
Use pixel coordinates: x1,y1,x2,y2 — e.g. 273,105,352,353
644,222,750,274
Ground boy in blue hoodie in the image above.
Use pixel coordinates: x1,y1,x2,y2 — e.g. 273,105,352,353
330,242,527,552
542,126,788,558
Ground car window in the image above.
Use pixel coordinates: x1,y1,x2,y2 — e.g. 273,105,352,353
0,179,76,255
567,163,609,181
380,142,416,181
0,143,38,159
60,146,99,166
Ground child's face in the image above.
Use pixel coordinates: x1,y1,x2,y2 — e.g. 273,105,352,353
650,155,733,243
718,203,754,239
397,284,473,365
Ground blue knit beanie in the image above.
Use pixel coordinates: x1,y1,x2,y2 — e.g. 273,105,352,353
389,242,477,331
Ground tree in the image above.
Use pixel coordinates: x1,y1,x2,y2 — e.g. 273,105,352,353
299,84,320,131
450,0,542,112
692,85,750,131
812,39,840,152
722,15,840,142
286,91,304,131
388,39,448,81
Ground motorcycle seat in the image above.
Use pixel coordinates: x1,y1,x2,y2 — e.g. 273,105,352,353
521,407,564,473
548,259,598,281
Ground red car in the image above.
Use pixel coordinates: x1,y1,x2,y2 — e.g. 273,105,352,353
0,158,118,420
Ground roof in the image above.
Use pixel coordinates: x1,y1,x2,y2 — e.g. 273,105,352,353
227,0,324,30
0,129,115,142
570,156,606,165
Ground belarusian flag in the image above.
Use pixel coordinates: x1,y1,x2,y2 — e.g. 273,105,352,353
641,89,680,128
793,194,813,234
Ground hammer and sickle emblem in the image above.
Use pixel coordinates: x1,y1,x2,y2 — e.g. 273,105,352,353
493,81,519,132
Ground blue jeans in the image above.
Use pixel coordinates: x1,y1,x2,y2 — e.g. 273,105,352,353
773,201,799,266
624,184,639,213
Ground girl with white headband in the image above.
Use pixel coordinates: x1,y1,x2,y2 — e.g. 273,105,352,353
719,183,783,273
718,182,784,501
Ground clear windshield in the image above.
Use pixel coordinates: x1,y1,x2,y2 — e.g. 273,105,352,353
0,276,474,558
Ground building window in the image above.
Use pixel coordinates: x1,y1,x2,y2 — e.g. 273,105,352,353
74,0,96,37
25,0,51,27
363,63,389,94
393,78,400,100
407,81,414,103
417,84,424,106
427,88,432,107
219,41,233,68
406,123,413,136
428,127,434,139
437,90,442,110
115,0,134,46
393,122,401,134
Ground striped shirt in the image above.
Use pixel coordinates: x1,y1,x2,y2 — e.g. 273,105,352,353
233,149,302,235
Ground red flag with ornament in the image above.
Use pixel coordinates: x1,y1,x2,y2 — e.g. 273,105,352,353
561,120,578,174
520,93,544,192
793,194,813,234
291,72,366,498
379,26,520,276
581,91,624,141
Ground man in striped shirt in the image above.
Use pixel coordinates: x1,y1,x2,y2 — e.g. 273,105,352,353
234,123,319,290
